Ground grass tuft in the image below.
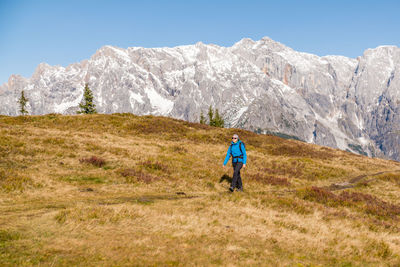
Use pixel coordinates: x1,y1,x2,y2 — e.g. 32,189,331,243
377,172,400,185
365,239,393,259
0,170,33,192
0,230,21,242
79,156,106,167
119,168,160,184
140,160,169,173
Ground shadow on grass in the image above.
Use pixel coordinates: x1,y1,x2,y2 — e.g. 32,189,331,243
219,174,232,184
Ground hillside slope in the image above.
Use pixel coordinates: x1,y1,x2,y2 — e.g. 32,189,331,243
1,114,400,266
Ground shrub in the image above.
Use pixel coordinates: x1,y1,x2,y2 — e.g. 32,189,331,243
300,187,400,219
119,168,159,184
79,156,106,167
301,186,337,204
340,191,400,218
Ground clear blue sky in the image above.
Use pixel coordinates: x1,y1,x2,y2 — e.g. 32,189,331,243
1,0,399,84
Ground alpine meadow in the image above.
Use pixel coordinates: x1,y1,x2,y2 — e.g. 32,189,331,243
1,113,400,266
2,1,400,266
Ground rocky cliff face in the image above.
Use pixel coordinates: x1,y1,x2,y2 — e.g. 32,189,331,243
0,37,399,160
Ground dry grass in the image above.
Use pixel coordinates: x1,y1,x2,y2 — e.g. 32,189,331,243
247,173,291,186
1,113,400,266
119,168,160,184
0,170,33,192
300,186,400,220
79,156,106,167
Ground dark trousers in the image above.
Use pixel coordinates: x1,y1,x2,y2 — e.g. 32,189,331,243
231,162,243,190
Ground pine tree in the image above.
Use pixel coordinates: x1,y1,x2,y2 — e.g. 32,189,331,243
208,106,215,126
18,90,29,115
205,106,224,128
199,111,206,124
77,84,97,114
214,108,225,128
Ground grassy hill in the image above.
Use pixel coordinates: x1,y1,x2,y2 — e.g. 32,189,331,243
1,113,400,266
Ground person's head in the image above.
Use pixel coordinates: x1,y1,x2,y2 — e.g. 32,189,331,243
232,134,239,143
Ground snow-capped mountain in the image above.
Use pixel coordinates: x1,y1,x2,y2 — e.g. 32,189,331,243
1,37,399,160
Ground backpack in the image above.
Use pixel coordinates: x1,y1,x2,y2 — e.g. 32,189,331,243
230,142,245,161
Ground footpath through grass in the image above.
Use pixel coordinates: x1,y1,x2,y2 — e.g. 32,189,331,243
1,114,400,266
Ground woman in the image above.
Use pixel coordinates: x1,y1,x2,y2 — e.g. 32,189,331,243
222,134,247,192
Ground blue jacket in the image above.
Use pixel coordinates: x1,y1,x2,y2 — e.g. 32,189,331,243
223,140,247,165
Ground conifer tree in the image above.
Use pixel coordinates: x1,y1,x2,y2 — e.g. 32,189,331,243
205,106,224,128
77,83,97,114
199,111,206,124
214,108,225,128
208,106,215,126
18,90,29,115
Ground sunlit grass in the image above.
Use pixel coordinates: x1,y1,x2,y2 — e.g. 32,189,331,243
1,113,400,266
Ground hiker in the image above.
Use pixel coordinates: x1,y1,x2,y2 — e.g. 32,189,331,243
223,134,247,192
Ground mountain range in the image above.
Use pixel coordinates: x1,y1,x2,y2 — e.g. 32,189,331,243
1,37,399,160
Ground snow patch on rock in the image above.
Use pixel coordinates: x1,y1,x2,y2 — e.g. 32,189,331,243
146,87,174,115
129,91,144,104
54,96,82,114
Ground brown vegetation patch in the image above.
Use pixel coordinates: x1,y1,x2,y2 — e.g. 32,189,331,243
119,168,160,184
300,187,400,219
302,186,337,203
340,191,400,218
79,156,106,167
140,160,169,173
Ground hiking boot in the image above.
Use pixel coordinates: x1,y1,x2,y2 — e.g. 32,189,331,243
229,187,234,192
